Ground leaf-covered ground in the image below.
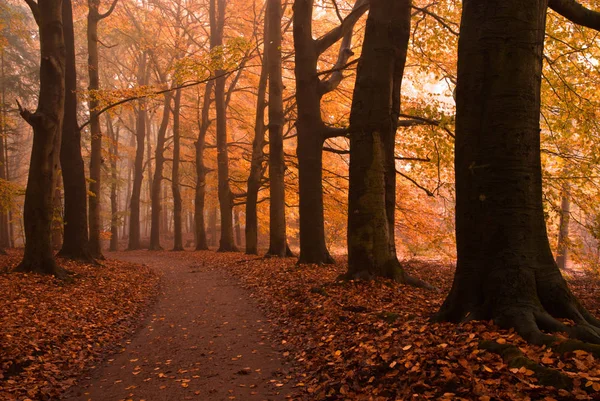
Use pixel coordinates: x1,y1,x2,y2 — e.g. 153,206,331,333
0,250,159,401
223,255,600,401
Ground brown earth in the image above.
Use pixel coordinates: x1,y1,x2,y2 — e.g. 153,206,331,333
62,250,293,401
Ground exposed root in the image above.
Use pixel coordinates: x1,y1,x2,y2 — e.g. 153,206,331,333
404,273,438,291
479,340,573,390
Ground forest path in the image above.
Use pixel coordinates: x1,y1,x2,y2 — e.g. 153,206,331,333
62,250,292,401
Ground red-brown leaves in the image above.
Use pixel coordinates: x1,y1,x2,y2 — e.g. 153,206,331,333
0,250,159,401
223,256,600,400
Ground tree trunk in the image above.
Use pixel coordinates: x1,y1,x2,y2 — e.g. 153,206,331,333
194,82,212,250
16,0,67,277
52,178,63,250
346,0,413,281
556,182,570,270
435,0,600,345
245,15,268,256
209,206,218,247
0,52,10,250
127,52,147,250
172,88,184,251
149,94,172,250
265,0,288,257
234,207,242,247
292,0,367,264
107,116,119,252
211,0,237,252
87,0,107,259
58,0,94,261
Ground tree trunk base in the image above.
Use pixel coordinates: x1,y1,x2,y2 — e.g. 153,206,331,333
297,250,335,265
171,245,184,251
434,263,600,345
57,247,98,264
15,257,68,279
149,245,164,251
218,244,238,253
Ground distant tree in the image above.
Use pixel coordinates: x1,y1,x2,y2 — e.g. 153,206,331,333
16,0,66,276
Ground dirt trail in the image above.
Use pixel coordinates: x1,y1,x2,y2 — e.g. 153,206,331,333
62,251,292,401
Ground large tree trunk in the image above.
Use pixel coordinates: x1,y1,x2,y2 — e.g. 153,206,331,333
127,52,147,250
211,0,237,252
265,0,289,257
58,0,94,262
245,17,268,256
346,0,411,280
172,88,184,251
209,206,218,247
293,0,332,264
16,0,66,277
293,0,367,264
107,116,119,252
149,94,172,250
435,0,600,345
194,83,212,250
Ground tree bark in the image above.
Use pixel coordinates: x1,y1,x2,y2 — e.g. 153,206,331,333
210,0,237,252
0,51,10,250
172,88,184,251
435,0,600,345
293,0,367,264
149,93,172,250
556,182,570,270
194,82,212,250
127,52,147,250
57,0,94,261
346,0,412,280
265,0,289,257
87,0,117,259
245,14,269,256
107,116,119,252
16,0,67,277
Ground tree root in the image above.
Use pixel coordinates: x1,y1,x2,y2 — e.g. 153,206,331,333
479,340,573,390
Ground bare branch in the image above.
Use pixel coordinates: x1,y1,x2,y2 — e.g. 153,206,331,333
99,0,119,19
315,0,369,55
549,0,600,30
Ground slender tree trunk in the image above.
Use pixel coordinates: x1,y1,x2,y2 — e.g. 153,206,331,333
245,25,268,255
234,208,242,247
0,51,9,250
87,0,107,259
435,0,600,345
52,178,63,250
124,129,134,240
107,117,119,252
556,182,570,270
16,0,67,277
149,94,172,250
209,206,218,247
128,52,147,250
194,83,212,250
58,0,93,261
172,88,184,250
210,0,237,252
265,0,288,257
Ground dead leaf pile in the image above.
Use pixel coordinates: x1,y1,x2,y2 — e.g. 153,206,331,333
0,250,159,401
223,256,600,400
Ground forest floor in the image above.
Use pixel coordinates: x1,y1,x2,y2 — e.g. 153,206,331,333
1,249,600,401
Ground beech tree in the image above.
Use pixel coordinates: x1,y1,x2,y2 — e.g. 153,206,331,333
87,0,118,258
435,0,600,344
293,0,367,264
16,0,66,276
58,0,94,262
345,0,412,280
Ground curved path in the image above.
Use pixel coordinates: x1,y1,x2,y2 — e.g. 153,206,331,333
62,251,292,401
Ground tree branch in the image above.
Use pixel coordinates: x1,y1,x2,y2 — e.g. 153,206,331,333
315,0,369,55
549,0,600,30
23,0,40,25
99,0,119,19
